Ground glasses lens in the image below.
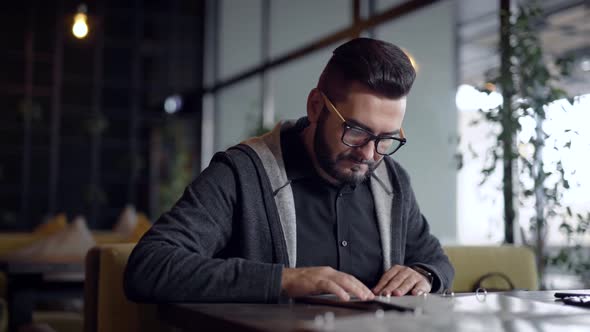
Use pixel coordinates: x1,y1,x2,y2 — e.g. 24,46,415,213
342,124,406,155
377,139,403,155
342,126,371,146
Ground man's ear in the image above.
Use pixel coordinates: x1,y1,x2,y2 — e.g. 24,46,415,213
306,88,324,124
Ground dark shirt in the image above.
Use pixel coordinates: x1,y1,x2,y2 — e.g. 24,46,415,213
281,120,383,287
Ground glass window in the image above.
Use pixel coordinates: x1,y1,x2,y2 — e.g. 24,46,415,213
270,46,335,122
216,76,262,151
374,0,407,14
455,1,590,248
270,0,351,58
219,0,262,80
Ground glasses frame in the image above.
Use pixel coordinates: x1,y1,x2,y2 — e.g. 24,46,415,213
320,91,407,156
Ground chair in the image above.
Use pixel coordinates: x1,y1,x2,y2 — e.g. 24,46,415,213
84,244,172,332
443,245,538,292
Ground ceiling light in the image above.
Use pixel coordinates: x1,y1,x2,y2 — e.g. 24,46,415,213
164,94,183,114
72,4,89,39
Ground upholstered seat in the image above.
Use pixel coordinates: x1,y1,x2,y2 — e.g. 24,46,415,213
84,244,172,332
444,245,538,292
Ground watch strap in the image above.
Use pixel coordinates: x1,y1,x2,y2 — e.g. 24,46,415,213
411,265,434,285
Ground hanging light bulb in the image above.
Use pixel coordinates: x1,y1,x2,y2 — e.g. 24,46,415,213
72,4,89,39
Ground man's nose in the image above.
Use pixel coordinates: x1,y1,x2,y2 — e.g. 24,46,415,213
355,141,376,161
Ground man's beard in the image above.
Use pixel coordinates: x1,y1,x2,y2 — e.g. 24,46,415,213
314,112,377,185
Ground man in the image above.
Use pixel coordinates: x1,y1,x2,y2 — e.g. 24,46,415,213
124,38,454,303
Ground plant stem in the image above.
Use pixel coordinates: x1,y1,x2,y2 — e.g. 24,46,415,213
500,0,516,244
533,112,546,285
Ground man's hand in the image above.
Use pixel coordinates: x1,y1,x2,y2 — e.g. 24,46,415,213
281,266,375,301
372,265,431,296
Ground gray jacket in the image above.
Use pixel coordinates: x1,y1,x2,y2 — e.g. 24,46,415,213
124,119,454,303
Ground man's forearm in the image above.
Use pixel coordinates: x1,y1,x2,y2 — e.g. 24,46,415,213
125,240,283,303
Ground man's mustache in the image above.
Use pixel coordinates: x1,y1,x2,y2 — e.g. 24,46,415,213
340,155,375,166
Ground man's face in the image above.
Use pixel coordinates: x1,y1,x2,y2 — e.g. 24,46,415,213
313,82,406,185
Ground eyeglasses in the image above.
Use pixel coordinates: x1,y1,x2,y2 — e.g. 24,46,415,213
320,91,407,156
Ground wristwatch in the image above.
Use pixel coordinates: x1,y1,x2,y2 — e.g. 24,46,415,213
411,265,434,285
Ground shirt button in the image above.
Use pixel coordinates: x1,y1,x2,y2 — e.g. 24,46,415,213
341,240,348,247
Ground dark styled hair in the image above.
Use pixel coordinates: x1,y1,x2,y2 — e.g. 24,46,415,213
317,38,416,102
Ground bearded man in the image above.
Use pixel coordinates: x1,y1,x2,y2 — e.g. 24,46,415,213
125,38,454,303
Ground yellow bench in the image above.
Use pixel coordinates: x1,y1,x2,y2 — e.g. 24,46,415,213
84,244,172,332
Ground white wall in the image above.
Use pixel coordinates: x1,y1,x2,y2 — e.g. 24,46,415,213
375,0,458,243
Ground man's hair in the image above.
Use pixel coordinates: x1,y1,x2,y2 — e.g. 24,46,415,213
317,38,416,103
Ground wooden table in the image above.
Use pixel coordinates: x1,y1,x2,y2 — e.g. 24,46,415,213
158,290,590,332
0,260,84,331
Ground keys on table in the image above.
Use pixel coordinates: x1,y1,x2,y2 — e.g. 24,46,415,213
561,296,590,308
555,293,590,308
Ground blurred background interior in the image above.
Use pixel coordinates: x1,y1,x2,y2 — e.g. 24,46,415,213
0,0,588,331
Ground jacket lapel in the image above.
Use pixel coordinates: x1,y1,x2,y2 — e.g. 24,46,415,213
370,160,394,271
244,120,398,271
242,122,297,268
